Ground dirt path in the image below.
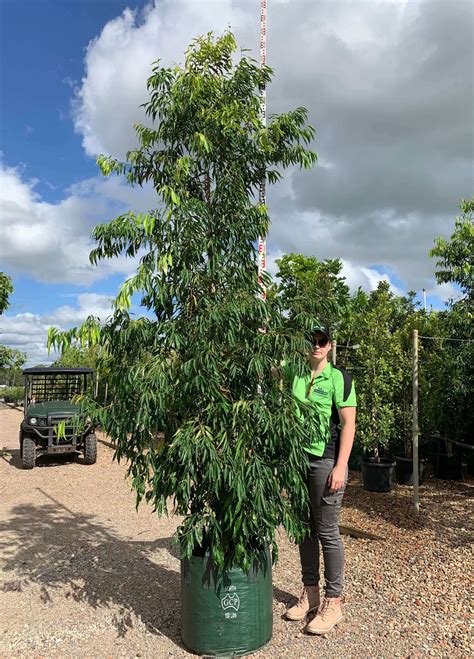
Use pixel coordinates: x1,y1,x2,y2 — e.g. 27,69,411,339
0,408,472,657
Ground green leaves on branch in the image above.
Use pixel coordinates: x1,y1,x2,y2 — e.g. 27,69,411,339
430,197,474,305
0,272,14,316
47,32,317,571
0,273,26,370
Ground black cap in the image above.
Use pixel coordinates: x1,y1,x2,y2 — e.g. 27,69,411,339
311,322,331,341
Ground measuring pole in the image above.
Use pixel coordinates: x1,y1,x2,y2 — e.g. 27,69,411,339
412,329,420,513
258,0,267,300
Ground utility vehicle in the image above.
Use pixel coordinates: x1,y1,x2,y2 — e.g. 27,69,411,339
20,367,97,469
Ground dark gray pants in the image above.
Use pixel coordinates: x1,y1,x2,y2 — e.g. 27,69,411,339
299,456,348,598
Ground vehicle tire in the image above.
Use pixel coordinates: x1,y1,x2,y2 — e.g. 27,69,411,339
22,437,36,469
84,434,97,465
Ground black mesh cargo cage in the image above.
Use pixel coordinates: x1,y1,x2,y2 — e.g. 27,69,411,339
23,367,94,405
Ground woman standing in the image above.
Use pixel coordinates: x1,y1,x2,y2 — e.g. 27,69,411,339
285,322,356,635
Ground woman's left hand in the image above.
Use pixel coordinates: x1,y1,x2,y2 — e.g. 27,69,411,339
328,465,346,492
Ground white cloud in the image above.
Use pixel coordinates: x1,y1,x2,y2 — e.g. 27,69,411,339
0,313,54,366
1,0,470,335
425,282,460,304
41,293,114,325
0,163,155,285
70,0,472,297
0,293,117,366
73,1,250,159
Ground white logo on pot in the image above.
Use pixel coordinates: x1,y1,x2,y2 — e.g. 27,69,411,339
221,592,240,612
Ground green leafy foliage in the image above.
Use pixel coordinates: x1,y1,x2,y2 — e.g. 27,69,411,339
0,272,13,315
53,344,99,369
430,198,474,305
0,346,26,371
49,33,317,570
0,274,27,370
0,386,23,404
273,254,349,329
424,198,473,450
417,299,473,451
338,282,413,458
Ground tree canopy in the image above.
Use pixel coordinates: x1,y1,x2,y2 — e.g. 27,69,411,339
49,32,318,570
0,272,13,315
0,273,26,370
430,198,474,305
274,253,349,328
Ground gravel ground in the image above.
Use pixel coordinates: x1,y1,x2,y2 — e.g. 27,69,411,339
0,406,472,658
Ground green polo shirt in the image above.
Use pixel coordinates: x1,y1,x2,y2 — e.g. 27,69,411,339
284,362,357,457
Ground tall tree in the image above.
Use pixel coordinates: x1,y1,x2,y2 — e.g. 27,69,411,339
49,33,317,569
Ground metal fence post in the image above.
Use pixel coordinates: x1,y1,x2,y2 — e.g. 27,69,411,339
412,329,419,513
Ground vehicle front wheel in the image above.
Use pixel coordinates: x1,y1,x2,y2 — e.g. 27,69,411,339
83,434,97,465
22,437,36,469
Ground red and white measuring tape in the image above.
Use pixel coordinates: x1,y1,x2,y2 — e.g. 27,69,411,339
258,0,267,301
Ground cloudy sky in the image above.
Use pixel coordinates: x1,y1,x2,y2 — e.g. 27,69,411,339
1,0,473,365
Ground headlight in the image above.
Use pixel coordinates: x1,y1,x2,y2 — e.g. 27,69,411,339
29,417,37,425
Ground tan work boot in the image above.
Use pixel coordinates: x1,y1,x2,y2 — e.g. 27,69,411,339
285,586,320,621
305,596,343,634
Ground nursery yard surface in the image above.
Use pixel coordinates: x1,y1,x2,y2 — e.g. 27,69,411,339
0,407,472,658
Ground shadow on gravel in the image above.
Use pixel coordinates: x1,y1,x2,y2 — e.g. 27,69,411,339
272,585,295,609
0,492,184,651
344,472,474,549
1,446,22,469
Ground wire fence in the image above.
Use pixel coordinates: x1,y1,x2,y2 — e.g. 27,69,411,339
332,331,472,507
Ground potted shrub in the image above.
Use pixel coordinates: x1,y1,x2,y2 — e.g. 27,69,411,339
417,316,468,481
420,215,474,480
49,33,316,656
341,283,404,492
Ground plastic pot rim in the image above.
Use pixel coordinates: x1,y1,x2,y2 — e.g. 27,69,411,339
361,457,397,468
394,455,429,463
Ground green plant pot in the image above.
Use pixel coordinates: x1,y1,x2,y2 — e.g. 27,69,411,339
181,548,272,657
361,457,396,492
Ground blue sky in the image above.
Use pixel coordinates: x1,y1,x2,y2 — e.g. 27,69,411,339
1,0,472,364
1,0,129,198
1,0,133,341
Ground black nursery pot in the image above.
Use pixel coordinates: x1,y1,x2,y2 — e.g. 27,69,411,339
434,454,464,480
361,457,396,492
395,456,429,486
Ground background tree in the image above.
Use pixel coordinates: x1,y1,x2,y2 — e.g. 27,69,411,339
417,310,472,451
53,342,109,404
274,254,349,328
49,32,317,570
420,204,473,456
429,197,474,306
337,281,410,460
0,272,13,315
0,273,26,371
53,343,100,368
